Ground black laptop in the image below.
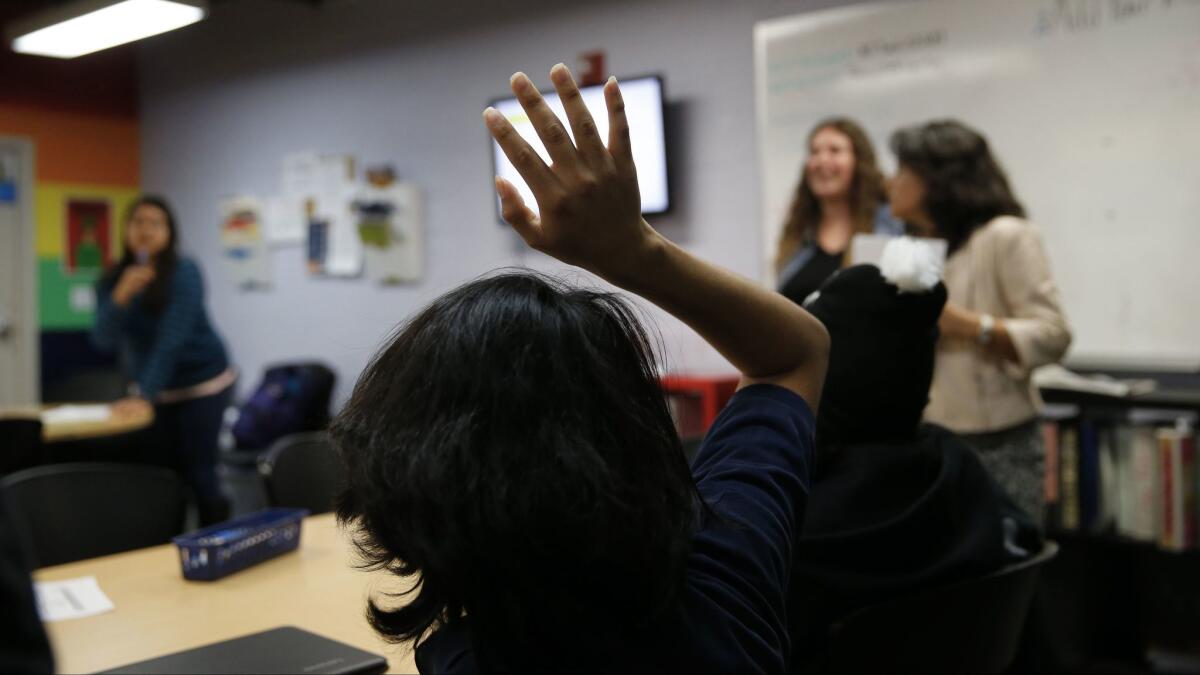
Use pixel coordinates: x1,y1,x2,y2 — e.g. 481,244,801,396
100,626,389,674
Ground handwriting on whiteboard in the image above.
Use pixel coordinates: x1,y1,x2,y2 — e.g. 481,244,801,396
1035,0,1199,36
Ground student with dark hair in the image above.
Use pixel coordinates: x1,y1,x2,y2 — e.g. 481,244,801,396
333,64,829,673
787,256,1042,673
775,118,902,306
93,196,235,525
888,120,1071,522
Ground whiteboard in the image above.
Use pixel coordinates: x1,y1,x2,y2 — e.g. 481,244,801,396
755,0,1200,370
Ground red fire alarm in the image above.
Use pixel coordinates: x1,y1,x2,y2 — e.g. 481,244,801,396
576,50,606,87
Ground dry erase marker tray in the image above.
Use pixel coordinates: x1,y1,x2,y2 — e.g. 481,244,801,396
173,508,309,581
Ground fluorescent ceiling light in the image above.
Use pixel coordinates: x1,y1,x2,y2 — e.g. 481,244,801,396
9,0,207,59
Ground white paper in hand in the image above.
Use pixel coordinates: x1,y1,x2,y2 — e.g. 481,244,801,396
851,234,947,293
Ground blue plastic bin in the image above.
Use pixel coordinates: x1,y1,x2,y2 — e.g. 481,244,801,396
172,507,309,581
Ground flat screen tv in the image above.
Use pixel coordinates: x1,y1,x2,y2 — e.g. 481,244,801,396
490,75,669,223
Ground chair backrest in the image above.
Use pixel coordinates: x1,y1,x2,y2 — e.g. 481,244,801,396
41,366,127,404
0,418,44,476
257,432,343,515
0,463,185,568
825,541,1060,675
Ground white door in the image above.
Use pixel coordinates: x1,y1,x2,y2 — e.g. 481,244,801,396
0,137,39,406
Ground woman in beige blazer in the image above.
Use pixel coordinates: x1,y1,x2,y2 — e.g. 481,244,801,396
886,120,1072,523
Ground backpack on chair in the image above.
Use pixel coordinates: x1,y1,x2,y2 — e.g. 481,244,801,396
231,363,335,450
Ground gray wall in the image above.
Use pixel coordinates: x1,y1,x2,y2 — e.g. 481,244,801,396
139,0,858,404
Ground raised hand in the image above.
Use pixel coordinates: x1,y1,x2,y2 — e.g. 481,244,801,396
112,264,156,307
484,64,653,279
484,63,828,405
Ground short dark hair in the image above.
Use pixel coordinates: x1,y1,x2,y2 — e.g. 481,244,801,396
890,120,1026,254
332,270,699,671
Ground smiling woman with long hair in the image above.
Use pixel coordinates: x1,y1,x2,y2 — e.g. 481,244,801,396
93,195,235,525
775,118,902,306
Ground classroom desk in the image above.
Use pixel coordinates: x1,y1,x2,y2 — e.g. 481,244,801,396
41,404,154,443
0,404,155,444
33,513,417,674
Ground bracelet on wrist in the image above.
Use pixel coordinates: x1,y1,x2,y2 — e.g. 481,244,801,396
978,313,995,346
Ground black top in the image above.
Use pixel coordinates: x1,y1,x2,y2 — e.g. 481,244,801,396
0,489,54,674
788,424,1042,673
415,384,817,674
779,248,843,307
801,264,947,447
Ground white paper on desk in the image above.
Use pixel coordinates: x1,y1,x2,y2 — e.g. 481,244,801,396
34,576,115,622
40,405,111,425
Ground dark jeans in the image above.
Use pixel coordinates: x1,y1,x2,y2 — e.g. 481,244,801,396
151,384,233,524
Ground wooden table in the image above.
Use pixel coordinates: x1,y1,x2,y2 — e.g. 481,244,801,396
0,404,155,444
34,514,417,674
40,404,154,443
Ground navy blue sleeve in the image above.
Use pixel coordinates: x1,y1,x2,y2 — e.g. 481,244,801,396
685,384,816,674
137,260,205,399
91,277,128,352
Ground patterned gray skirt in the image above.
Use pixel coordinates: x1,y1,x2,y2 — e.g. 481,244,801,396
959,418,1045,527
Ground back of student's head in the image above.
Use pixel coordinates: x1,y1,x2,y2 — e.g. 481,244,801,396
804,264,947,448
332,270,697,671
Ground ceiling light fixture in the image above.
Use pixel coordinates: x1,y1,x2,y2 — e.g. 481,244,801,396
8,0,207,59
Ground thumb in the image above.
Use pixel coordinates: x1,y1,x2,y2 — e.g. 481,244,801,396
496,176,541,244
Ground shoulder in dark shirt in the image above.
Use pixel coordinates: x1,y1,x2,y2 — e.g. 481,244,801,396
416,384,816,675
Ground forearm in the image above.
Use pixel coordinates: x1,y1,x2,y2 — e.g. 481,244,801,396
987,320,1021,363
943,305,1020,363
486,67,828,405
601,226,829,391
92,288,127,351
138,265,203,398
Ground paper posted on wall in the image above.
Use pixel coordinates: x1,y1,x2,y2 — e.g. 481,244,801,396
288,153,362,277
219,196,271,290
262,195,305,246
352,166,424,284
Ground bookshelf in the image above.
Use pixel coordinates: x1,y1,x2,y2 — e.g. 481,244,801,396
1036,385,1200,673
1042,387,1200,415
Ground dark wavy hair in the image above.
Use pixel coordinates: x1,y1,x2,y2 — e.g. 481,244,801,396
332,270,700,672
101,195,180,315
774,117,887,277
890,120,1026,254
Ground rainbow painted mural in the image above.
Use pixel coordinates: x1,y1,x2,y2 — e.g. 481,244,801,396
0,102,140,330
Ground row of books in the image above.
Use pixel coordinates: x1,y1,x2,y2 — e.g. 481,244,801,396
1044,411,1197,551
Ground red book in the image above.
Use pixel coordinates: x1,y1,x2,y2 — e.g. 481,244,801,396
1159,429,1177,549
1158,425,1198,551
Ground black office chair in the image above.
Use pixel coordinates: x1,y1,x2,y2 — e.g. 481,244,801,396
0,418,44,476
257,432,343,515
824,541,1060,675
40,366,127,404
0,463,185,568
